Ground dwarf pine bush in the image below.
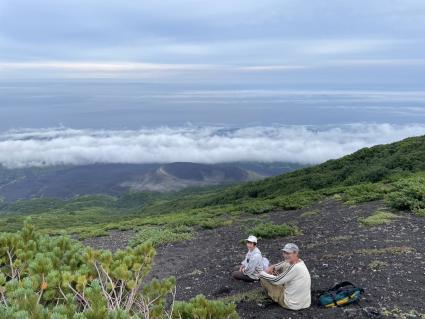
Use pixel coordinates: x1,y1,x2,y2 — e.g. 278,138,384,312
359,211,400,227
248,223,299,239
130,225,193,247
386,174,425,216
173,295,239,319
0,223,239,319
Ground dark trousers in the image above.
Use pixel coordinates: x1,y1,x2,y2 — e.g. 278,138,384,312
232,270,256,282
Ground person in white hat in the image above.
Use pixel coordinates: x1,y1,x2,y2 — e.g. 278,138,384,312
259,243,311,310
231,235,264,282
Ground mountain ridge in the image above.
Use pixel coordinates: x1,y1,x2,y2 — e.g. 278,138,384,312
0,161,302,201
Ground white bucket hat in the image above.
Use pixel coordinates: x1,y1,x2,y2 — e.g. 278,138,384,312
246,235,258,243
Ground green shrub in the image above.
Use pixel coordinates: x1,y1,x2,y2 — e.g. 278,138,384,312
130,225,193,247
271,191,322,210
78,228,109,240
239,201,275,215
173,294,239,319
0,223,236,318
386,175,425,216
248,222,299,239
339,183,388,205
200,219,232,229
0,222,175,317
359,211,400,227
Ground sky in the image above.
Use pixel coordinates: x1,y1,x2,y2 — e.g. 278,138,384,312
1,0,425,84
0,0,425,166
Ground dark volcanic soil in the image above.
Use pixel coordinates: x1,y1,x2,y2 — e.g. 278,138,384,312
85,199,425,319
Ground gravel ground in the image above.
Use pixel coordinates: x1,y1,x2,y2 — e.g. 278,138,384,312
84,199,425,319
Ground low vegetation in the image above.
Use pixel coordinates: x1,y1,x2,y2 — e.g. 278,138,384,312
0,223,239,318
386,174,425,216
321,246,415,259
173,295,239,319
130,225,193,247
368,260,389,271
356,246,415,256
359,210,400,227
0,135,423,318
0,135,423,241
192,135,425,207
248,222,300,239
381,307,425,319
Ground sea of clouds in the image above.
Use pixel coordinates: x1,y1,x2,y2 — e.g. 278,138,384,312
0,123,424,168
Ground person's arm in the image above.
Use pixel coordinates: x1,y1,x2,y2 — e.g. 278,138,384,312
274,261,287,272
266,261,286,274
260,264,298,286
260,270,276,279
243,254,262,277
240,253,249,271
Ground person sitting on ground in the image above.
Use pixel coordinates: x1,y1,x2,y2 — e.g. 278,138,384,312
259,243,311,310
231,235,264,282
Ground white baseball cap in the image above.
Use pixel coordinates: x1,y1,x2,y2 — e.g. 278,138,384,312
246,235,258,243
281,243,299,253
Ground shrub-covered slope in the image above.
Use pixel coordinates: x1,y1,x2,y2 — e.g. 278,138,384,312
197,135,425,205
0,135,424,236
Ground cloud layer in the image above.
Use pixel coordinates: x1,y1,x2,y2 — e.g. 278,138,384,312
1,124,424,168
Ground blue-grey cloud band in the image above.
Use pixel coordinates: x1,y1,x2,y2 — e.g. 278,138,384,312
0,124,424,168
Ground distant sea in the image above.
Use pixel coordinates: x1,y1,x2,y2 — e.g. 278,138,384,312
1,81,425,131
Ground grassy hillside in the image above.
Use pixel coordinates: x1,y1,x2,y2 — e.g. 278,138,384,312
0,135,424,237
195,135,425,205
134,134,425,215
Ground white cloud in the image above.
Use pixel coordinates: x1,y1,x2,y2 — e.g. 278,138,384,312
0,61,216,72
326,58,425,66
0,61,308,79
300,39,395,55
0,124,424,168
156,89,425,103
236,65,309,72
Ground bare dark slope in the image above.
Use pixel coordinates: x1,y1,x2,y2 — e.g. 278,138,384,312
85,199,425,318
126,162,263,192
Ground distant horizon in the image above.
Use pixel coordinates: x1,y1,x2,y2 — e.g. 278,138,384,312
1,1,425,168
1,81,425,132
2,1,425,121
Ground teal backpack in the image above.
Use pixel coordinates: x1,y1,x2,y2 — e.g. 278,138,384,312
318,282,364,308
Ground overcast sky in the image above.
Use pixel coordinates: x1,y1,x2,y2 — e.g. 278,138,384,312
1,0,425,85
0,1,425,166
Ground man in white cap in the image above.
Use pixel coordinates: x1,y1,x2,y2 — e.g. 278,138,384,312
231,235,264,282
259,243,311,310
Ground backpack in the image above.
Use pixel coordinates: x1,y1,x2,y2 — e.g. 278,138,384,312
318,282,364,308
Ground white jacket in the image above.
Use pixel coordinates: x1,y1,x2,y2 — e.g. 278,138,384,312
241,247,263,280
260,260,311,310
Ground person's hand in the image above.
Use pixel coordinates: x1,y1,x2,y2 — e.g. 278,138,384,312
239,265,244,272
266,265,275,274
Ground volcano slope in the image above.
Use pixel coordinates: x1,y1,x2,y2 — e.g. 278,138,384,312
5,135,420,318
82,136,425,318
85,197,424,319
